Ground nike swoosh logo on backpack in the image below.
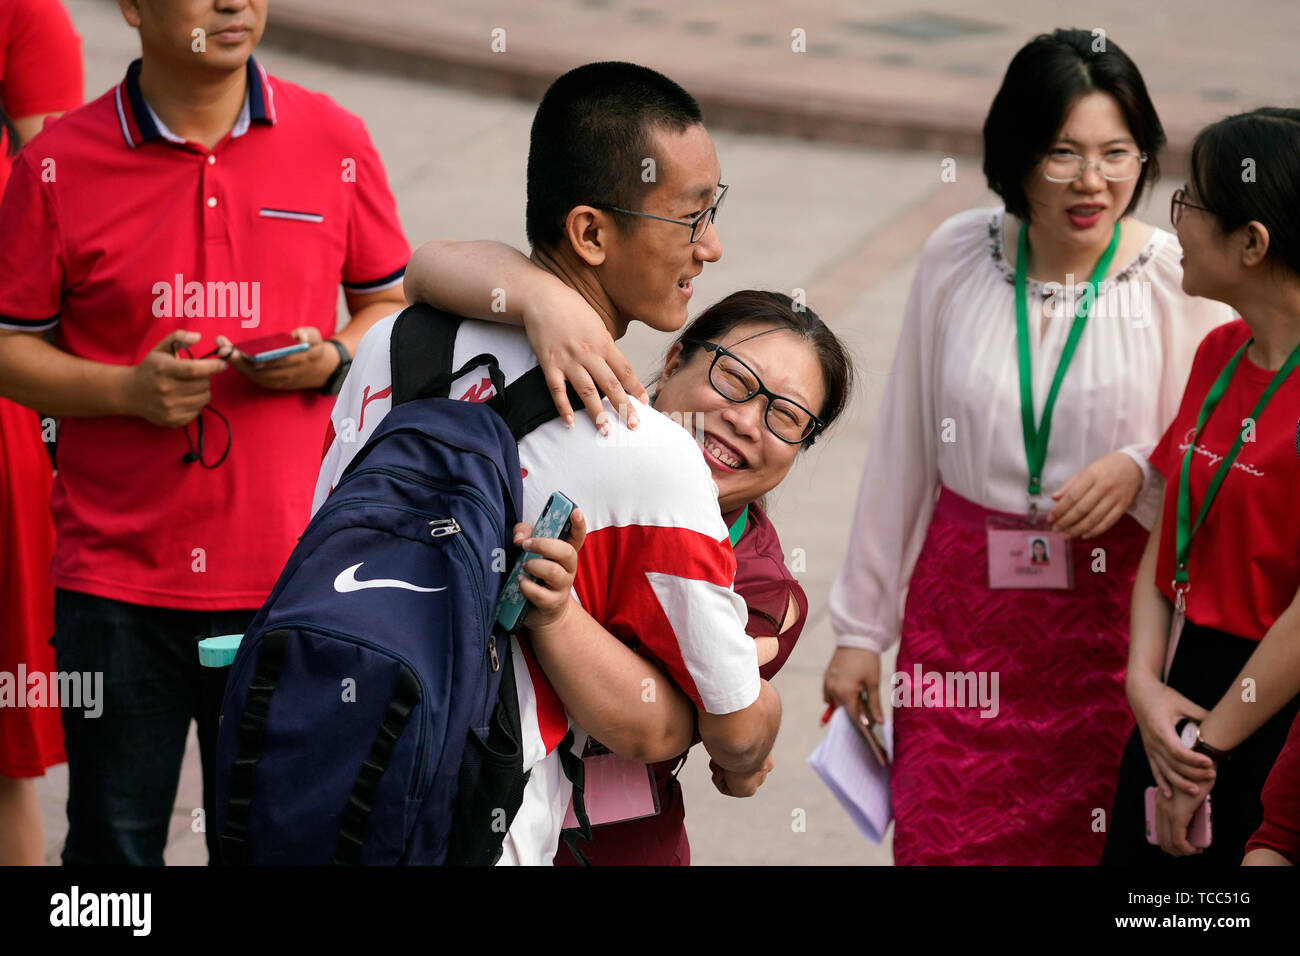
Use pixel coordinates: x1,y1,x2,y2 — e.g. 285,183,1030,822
333,563,446,594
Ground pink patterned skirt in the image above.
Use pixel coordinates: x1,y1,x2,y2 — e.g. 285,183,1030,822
891,486,1145,865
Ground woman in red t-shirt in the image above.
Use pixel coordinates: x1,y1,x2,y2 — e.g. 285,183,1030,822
1103,108,1300,865
0,0,82,867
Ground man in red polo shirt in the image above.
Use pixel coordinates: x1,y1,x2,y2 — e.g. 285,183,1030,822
0,0,409,865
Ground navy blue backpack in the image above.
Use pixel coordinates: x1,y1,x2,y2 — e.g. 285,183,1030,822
213,305,587,865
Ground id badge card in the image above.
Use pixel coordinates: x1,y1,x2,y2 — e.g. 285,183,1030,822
985,514,1073,590
561,738,661,829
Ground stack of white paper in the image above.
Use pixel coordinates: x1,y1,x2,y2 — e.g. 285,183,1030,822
807,709,895,844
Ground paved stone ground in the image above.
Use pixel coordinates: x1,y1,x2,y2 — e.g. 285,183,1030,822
265,0,1300,162
34,0,1197,865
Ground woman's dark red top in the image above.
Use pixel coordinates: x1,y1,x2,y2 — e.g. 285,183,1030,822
1246,712,1300,864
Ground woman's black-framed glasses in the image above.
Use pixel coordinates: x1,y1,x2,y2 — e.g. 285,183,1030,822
593,183,728,243
1170,186,1210,228
698,341,824,444
170,343,232,469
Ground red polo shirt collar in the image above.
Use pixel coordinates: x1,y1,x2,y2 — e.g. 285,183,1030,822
114,55,277,149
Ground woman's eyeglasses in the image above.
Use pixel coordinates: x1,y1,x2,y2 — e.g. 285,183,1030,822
170,343,232,469
696,341,824,445
1170,186,1210,228
1042,150,1147,183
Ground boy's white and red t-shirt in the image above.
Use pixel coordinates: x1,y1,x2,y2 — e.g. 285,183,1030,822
1151,319,1300,641
314,313,761,865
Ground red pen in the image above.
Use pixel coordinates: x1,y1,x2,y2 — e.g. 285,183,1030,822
820,704,835,726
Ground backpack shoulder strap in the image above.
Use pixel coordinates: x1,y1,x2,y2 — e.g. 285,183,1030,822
390,304,462,405
501,366,597,442
220,629,290,865
389,303,602,442
501,366,560,441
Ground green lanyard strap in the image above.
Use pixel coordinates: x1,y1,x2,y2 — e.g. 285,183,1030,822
1015,220,1121,499
727,506,748,549
1173,337,1300,599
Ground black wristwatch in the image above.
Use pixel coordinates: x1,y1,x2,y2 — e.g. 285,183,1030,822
1193,726,1233,764
318,338,352,396
1179,719,1232,764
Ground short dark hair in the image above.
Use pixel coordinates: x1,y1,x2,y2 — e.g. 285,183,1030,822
526,62,704,250
674,291,854,448
983,29,1164,222
1189,107,1300,279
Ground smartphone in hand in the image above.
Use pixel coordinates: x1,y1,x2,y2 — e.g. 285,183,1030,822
856,690,890,768
495,491,577,633
1144,787,1212,849
232,332,311,363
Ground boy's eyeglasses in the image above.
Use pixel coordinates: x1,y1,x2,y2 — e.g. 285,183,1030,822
593,183,728,243
171,343,232,469
696,341,824,444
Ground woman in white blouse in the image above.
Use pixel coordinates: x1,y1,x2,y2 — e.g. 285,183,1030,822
822,29,1233,865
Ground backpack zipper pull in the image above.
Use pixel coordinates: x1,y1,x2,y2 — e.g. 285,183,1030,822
428,518,461,538
489,634,500,672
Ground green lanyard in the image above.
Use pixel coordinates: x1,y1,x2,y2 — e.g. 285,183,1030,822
1173,337,1300,604
1015,220,1121,500
727,506,748,549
